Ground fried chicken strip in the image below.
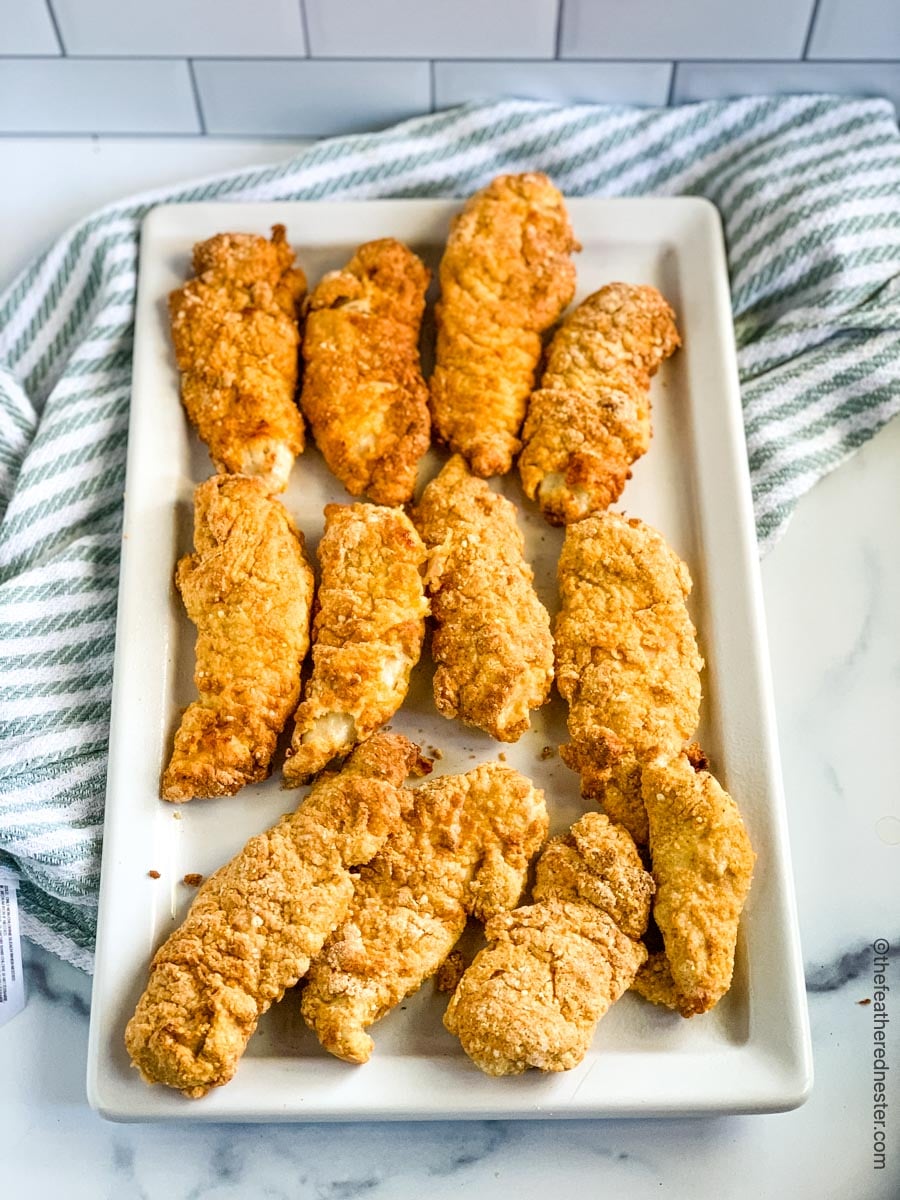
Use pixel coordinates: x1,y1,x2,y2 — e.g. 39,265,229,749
126,734,421,1097
413,454,554,742
444,812,652,1075
631,950,689,1013
430,173,578,478
519,283,680,524
555,512,703,843
283,503,428,786
301,762,548,1063
169,225,305,492
300,238,431,506
162,475,314,802
636,752,755,1016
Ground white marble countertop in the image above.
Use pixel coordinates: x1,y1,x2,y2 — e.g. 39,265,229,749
1,137,897,1199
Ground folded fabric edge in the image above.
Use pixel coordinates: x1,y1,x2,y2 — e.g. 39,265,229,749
11,870,96,974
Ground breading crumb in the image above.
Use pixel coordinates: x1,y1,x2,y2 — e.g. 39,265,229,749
147,870,161,880
539,745,555,761
182,873,204,887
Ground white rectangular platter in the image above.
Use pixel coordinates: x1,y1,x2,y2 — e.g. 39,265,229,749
87,197,812,1121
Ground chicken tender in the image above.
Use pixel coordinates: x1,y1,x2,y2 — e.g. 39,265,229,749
555,513,703,827
162,475,314,802
532,811,654,939
595,759,647,847
519,283,680,525
640,752,755,1016
283,503,428,786
444,812,651,1075
597,742,709,849
169,225,305,492
430,173,578,478
631,950,688,1013
413,454,554,742
301,239,431,505
301,762,548,1063
127,734,421,1097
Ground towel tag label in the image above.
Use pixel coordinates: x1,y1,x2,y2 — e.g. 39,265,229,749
0,868,25,1026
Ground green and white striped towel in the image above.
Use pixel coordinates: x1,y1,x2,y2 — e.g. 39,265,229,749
2,96,899,971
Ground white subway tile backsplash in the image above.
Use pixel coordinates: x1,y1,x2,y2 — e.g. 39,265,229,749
560,0,815,60
673,61,900,112
305,0,558,59
193,59,431,136
51,0,307,57
0,58,200,133
435,60,671,108
0,0,897,138
0,0,60,54
807,0,900,60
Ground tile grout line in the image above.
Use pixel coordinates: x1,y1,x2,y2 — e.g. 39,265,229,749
186,59,207,135
298,0,312,57
1,53,900,65
554,0,564,58
666,61,678,106
44,0,66,56
802,0,824,59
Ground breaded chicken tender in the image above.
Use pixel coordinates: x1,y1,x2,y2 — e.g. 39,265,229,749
533,811,654,939
639,752,755,1016
169,225,305,492
301,762,548,1063
430,173,578,478
555,513,703,840
413,454,554,742
162,475,314,802
283,503,428,786
595,759,648,847
598,743,709,849
127,734,421,1097
301,239,431,505
631,950,688,1013
519,283,680,524
444,812,651,1075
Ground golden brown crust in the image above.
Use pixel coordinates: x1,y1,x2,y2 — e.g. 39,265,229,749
642,753,755,1016
549,751,650,849
555,512,703,804
126,734,421,1097
430,173,578,477
300,239,431,505
283,502,428,786
301,763,548,1063
519,283,680,524
443,812,651,1075
631,950,690,1014
413,454,554,742
533,811,654,940
161,475,314,802
169,225,305,493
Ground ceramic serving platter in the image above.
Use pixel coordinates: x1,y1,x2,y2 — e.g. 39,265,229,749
86,198,812,1121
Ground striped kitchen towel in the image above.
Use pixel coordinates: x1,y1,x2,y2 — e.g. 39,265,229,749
1,96,899,970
